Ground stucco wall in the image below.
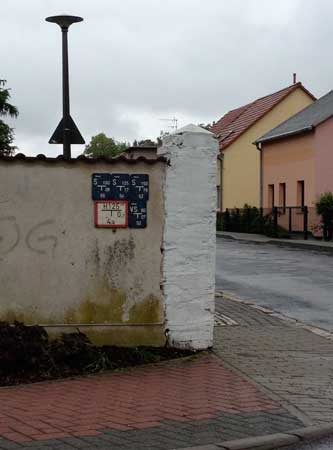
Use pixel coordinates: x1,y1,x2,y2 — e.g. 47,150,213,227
314,118,333,198
0,159,166,346
262,133,316,208
158,125,217,349
216,157,222,210
125,148,158,159
222,88,314,209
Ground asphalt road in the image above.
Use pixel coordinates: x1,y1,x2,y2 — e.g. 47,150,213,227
216,238,333,332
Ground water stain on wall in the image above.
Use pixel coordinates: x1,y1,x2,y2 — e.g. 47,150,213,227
0,230,164,345
64,280,127,324
0,307,59,325
64,282,163,325
128,295,163,324
105,237,135,268
1,275,163,327
80,326,165,347
42,324,165,347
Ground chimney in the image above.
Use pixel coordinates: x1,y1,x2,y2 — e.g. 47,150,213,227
293,73,297,84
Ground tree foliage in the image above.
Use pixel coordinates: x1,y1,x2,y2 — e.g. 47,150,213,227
316,192,333,216
0,80,18,156
132,139,157,147
84,133,128,158
316,192,333,241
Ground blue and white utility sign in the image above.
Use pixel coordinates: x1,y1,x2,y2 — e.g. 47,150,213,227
92,173,111,200
111,174,130,200
130,174,149,201
128,201,147,228
92,173,149,228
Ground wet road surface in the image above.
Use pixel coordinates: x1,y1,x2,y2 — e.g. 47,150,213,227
216,238,333,332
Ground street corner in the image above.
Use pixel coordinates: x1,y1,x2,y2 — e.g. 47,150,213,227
0,353,304,450
213,293,333,427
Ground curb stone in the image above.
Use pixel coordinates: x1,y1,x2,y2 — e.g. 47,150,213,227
216,433,299,449
286,424,333,440
174,424,333,450
218,291,333,341
216,232,333,254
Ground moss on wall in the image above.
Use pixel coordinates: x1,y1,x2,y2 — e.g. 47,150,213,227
38,325,165,347
1,293,163,325
0,308,58,325
64,287,127,324
64,278,164,325
0,283,165,347
128,295,163,323
77,325,165,347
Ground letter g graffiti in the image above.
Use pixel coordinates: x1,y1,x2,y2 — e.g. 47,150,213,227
0,216,20,255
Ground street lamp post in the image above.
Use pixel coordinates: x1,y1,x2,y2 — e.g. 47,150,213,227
46,15,85,159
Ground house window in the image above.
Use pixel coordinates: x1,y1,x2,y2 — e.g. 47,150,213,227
216,186,221,210
297,180,305,208
279,183,286,212
268,184,274,209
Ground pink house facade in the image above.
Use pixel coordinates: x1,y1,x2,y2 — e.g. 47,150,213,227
256,91,333,234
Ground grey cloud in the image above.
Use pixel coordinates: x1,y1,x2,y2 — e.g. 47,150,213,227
2,0,333,155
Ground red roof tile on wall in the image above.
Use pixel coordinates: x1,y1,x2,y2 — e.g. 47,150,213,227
210,82,316,151
0,152,167,165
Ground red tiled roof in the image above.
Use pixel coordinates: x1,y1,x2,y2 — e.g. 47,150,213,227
210,82,316,151
0,152,167,165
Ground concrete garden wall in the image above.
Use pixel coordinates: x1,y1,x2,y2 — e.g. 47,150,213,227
0,157,166,346
0,126,217,349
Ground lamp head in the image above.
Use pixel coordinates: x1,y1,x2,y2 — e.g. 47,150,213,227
45,15,83,30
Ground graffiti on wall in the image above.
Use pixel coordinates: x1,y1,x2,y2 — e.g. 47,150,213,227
0,217,58,257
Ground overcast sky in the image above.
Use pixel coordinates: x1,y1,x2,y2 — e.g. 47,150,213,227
2,0,333,156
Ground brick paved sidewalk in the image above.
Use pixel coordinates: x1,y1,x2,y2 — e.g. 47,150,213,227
2,296,330,450
0,352,302,450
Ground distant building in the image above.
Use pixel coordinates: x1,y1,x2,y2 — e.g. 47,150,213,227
256,90,333,213
210,82,315,210
125,145,158,160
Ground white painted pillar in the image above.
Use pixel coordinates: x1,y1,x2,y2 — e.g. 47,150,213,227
158,124,218,349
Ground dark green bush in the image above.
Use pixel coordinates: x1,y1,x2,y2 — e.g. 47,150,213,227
0,321,50,378
0,322,193,386
316,192,333,241
50,330,98,372
216,205,287,238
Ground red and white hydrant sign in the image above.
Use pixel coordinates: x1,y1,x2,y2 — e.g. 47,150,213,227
94,201,128,228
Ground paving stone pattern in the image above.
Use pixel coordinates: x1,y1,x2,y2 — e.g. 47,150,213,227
0,352,302,450
0,409,303,450
214,297,333,425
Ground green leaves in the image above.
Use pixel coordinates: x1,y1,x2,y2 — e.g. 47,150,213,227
0,121,17,156
0,79,18,156
315,192,333,240
316,192,333,216
84,133,128,158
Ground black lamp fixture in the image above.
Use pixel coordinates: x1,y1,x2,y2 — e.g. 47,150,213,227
45,15,85,159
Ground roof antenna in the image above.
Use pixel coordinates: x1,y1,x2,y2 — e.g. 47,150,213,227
293,73,297,84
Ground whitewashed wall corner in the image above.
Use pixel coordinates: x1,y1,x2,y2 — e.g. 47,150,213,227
158,124,218,350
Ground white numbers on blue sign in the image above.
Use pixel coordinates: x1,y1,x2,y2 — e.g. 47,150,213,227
111,174,131,200
92,174,112,200
128,201,147,228
130,174,149,201
92,173,149,228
